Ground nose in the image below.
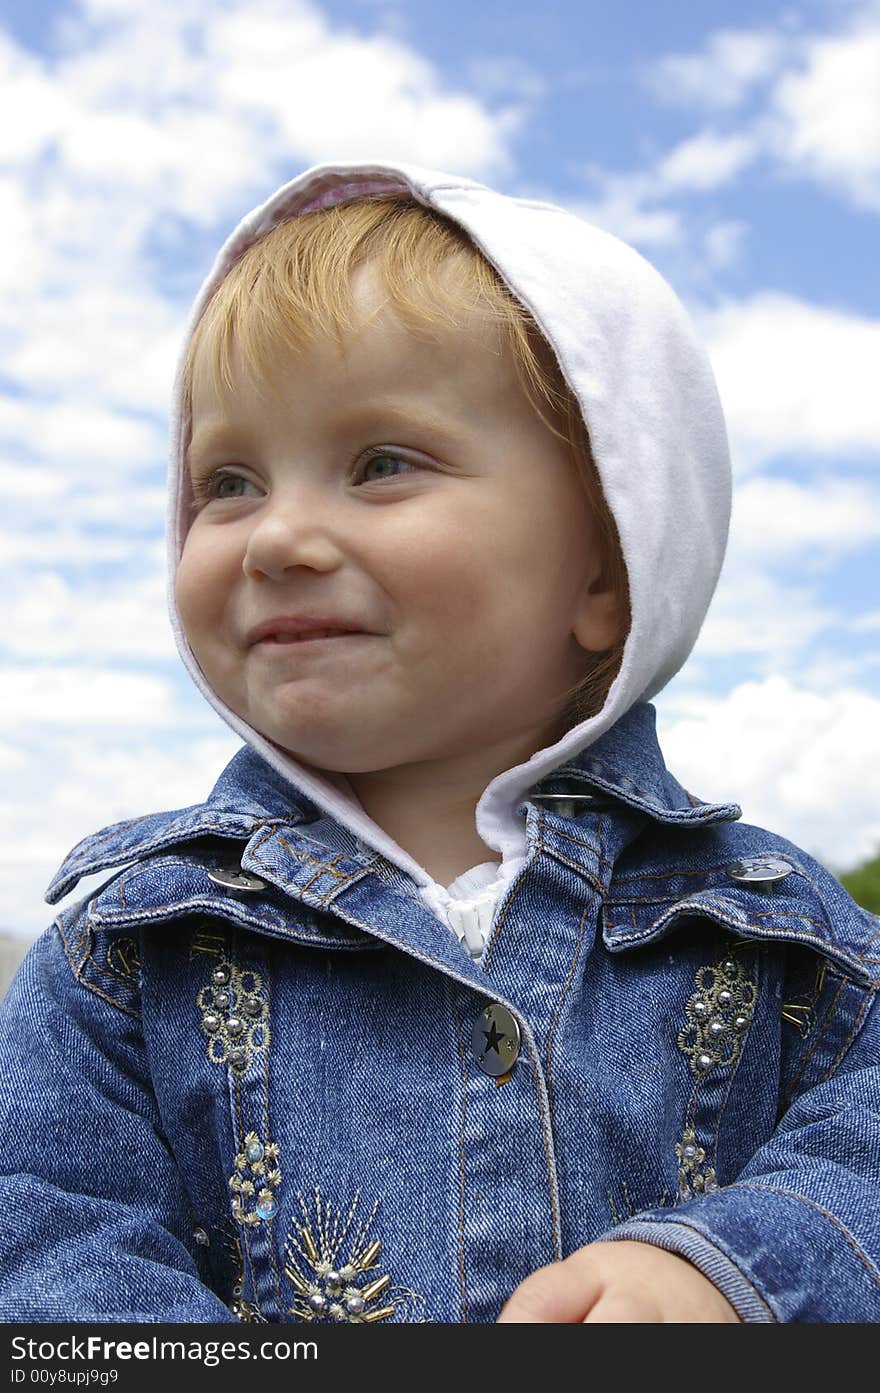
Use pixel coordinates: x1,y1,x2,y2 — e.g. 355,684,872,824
241,491,345,581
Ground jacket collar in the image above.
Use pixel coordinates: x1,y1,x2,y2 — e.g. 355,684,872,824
533,703,740,827
46,703,738,905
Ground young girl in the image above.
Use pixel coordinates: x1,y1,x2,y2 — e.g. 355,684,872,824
1,159,877,1323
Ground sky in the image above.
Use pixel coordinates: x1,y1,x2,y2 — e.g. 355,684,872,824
2,0,879,937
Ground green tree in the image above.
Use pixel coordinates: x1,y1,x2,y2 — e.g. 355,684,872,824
840,852,880,915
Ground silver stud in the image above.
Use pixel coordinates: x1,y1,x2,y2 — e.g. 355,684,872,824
708,1020,726,1037
696,1052,714,1070
308,1291,327,1313
718,989,733,1007
228,1047,247,1070
345,1293,365,1315
202,1012,221,1033
226,1016,245,1038
193,1226,209,1246
722,959,736,974
245,1139,264,1163
726,855,794,891
243,997,263,1017
212,966,230,986
692,1000,709,1016
734,1014,749,1030
214,990,230,1009
325,1270,343,1294
682,1143,697,1159
207,867,267,893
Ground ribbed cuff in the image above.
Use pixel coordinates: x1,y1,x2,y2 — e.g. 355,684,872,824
603,1219,776,1322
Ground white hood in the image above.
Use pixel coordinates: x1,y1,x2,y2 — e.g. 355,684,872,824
167,159,731,901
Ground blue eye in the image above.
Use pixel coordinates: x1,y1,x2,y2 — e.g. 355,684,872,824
193,470,259,503
358,452,416,483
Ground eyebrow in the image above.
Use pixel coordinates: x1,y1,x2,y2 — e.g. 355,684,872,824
184,403,470,468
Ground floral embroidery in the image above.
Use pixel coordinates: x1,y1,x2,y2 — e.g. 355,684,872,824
106,936,140,980
677,953,756,1079
196,960,270,1073
284,1189,427,1323
675,1127,717,1198
229,1131,282,1227
674,950,757,1200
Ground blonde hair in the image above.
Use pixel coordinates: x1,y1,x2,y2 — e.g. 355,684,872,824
182,196,629,723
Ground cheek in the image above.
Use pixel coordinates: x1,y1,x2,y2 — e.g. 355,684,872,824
175,536,225,633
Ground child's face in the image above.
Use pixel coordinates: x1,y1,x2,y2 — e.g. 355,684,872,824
177,262,619,779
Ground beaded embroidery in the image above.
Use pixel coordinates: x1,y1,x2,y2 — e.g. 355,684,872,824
229,1131,282,1227
106,936,140,980
677,953,756,1079
675,1128,717,1196
284,1189,427,1324
196,959,270,1073
674,951,757,1200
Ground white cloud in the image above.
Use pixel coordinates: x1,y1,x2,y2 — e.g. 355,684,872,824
643,28,790,110
1,666,180,727
0,730,240,938
700,293,880,470
769,24,880,212
3,573,176,663
694,568,834,659
644,14,880,213
569,176,683,249
731,476,880,557
657,676,880,870
851,610,880,631
703,220,749,270
658,130,758,191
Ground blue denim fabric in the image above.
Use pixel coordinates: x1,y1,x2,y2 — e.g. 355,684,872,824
1,703,878,1323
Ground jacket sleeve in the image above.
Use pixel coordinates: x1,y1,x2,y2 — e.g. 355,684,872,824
0,924,237,1322
603,959,880,1322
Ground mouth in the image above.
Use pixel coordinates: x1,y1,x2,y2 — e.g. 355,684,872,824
259,629,363,644
245,617,373,646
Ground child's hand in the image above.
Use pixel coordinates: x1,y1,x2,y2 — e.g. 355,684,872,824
497,1240,741,1322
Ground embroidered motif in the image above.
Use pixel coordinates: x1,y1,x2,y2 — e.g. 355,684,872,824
677,953,756,1079
675,1127,718,1198
284,1189,427,1323
196,960,270,1073
674,951,757,1200
229,1131,282,1227
106,936,140,980
190,926,227,960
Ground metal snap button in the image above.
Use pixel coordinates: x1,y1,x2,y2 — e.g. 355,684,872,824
471,1002,521,1078
206,866,267,893
726,855,794,892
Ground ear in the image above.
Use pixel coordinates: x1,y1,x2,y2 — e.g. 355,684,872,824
572,571,625,654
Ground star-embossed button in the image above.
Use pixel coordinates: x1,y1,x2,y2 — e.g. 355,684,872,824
471,1002,521,1078
206,866,267,893
726,855,794,892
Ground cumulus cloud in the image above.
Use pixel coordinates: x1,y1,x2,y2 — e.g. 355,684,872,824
1,666,181,727
0,731,239,937
643,28,790,110
694,569,835,660
700,293,880,471
657,677,880,870
657,130,758,191
768,23,880,212
730,477,880,558
642,11,880,213
3,573,177,663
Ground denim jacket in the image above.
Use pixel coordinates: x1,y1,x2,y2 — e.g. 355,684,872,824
2,704,878,1323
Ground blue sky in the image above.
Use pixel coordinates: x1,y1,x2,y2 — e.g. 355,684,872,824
2,0,879,935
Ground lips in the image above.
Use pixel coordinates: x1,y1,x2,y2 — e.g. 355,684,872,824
245,617,370,646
